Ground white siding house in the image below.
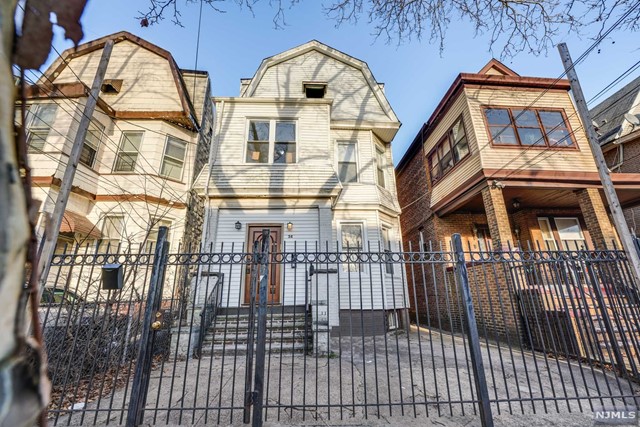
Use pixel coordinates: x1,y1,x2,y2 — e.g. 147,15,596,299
194,41,405,336
25,32,213,256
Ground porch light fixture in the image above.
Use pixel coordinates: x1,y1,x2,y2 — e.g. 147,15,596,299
235,221,242,231
512,198,521,209
514,225,521,239
287,221,293,231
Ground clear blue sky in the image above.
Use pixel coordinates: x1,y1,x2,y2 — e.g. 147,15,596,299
48,0,640,164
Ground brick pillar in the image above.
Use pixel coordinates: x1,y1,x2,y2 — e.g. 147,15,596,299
575,188,620,248
481,186,513,251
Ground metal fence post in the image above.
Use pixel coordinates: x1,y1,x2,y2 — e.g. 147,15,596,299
252,229,271,427
126,226,170,427
452,233,494,427
243,240,260,424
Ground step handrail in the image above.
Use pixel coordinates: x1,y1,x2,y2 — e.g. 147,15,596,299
193,272,224,358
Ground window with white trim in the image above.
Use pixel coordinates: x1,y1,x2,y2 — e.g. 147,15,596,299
147,219,172,250
337,141,358,183
100,215,123,252
340,222,364,272
113,131,144,172
245,120,296,164
160,136,187,180
27,104,57,153
375,145,386,188
80,120,104,168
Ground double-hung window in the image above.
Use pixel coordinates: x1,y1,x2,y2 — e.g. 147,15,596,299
147,219,172,250
113,131,144,172
161,136,187,180
245,120,296,164
375,145,386,188
27,104,57,153
100,215,123,252
484,107,574,148
427,117,470,184
340,223,364,272
338,141,358,183
80,120,104,168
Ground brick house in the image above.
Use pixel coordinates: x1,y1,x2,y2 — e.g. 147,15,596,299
395,59,640,341
590,75,640,235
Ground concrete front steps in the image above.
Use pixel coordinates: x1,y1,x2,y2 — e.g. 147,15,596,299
199,306,313,356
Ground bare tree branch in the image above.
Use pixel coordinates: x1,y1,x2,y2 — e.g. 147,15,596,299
138,0,640,57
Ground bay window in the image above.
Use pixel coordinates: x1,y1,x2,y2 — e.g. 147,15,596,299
80,120,104,168
338,141,358,183
484,107,574,148
114,131,144,172
27,103,57,153
427,116,470,184
340,222,364,272
161,136,187,180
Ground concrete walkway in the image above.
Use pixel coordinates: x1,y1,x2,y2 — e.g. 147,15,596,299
52,326,639,426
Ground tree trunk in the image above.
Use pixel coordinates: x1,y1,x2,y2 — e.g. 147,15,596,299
0,2,47,426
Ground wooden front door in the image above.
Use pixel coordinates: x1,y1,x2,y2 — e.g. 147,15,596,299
244,225,282,305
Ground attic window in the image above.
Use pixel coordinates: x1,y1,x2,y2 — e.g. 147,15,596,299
304,83,326,99
101,79,123,94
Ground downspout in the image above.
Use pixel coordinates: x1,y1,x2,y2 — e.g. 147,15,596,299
201,99,225,250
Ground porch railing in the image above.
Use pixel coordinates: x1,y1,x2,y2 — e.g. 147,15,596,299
193,272,224,358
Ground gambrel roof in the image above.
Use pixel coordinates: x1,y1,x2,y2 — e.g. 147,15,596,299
36,31,201,130
241,40,399,124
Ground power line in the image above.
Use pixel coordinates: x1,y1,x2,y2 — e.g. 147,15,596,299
499,99,640,180
23,70,190,203
477,2,640,180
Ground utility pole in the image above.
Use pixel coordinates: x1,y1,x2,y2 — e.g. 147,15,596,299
36,39,114,291
558,42,640,284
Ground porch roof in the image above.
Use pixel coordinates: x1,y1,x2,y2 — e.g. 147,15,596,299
60,211,101,239
432,169,640,216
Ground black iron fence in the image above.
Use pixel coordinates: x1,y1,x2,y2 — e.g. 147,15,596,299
37,229,640,426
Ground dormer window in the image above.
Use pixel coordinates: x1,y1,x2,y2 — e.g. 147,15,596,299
303,82,326,99
101,79,123,94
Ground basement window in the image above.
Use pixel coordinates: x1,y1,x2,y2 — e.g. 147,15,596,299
101,79,123,94
303,83,326,99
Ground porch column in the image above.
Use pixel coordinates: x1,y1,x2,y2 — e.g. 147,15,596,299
575,188,620,248
481,186,514,251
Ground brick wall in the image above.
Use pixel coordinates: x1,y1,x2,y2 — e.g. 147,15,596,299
396,149,433,249
576,188,620,247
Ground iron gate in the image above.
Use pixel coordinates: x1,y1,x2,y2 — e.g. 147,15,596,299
39,229,640,426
